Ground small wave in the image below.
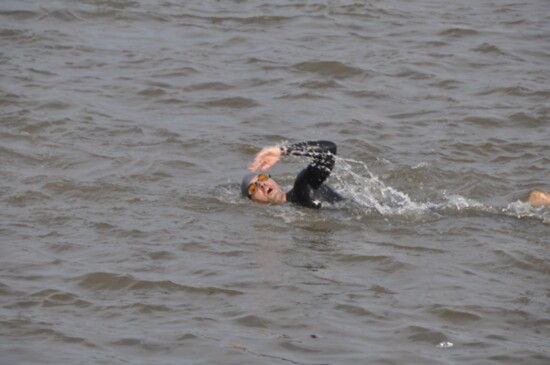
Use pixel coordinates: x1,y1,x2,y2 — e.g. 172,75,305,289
0,10,38,20
430,79,462,90
89,0,140,11
200,97,259,109
30,288,91,308
34,100,72,109
428,304,482,324
398,325,448,344
334,303,377,317
275,92,331,100
39,9,82,22
492,249,550,275
238,15,294,25
6,190,51,207
438,27,479,38
337,254,413,273
184,14,294,26
0,282,16,296
392,68,433,80
0,144,44,165
292,61,365,79
151,67,199,78
299,80,340,89
346,89,388,99
1,318,96,346
42,179,135,199
475,87,550,99
462,116,503,128
137,88,166,97
472,43,508,55
0,28,28,39
234,314,272,328
184,81,232,91
75,272,243,295
508,112,545,127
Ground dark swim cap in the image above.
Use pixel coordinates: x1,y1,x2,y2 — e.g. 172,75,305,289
241,173,257,198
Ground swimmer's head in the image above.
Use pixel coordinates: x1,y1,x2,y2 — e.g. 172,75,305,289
241,172,286,204
241,173,257,197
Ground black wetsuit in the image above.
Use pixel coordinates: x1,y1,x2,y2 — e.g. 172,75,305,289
283,141,344,209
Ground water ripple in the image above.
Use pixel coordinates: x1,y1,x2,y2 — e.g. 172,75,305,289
75,272,244,296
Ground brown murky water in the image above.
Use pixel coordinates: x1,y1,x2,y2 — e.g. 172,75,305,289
1,1,549,364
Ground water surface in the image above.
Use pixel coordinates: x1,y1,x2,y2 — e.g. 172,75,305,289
1,1,549,364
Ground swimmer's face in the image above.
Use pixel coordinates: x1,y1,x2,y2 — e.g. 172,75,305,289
248,174,286,204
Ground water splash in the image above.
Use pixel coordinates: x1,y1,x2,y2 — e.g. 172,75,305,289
331,156,549,224
223,156,548,224
332,157,435,216
504,201,550,225
436,341,454,349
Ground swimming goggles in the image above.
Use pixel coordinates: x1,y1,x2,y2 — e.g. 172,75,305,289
247,173,271,196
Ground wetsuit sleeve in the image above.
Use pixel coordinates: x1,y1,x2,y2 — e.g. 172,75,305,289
281,140,336,188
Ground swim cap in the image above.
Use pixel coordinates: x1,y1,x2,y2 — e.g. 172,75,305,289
241,173,257,198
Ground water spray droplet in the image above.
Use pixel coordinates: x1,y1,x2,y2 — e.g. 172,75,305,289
437,341,453,348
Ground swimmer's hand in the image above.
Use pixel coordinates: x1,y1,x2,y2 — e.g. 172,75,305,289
249,146,281,172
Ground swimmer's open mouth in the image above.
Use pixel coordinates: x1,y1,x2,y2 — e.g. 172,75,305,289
267,188,273,195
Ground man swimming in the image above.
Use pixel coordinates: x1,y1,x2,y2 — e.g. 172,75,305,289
242,140,550,209
241,140,344,209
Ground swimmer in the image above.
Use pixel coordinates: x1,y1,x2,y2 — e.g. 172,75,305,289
527,189,550,207
241,141,344,209
242,140,549,210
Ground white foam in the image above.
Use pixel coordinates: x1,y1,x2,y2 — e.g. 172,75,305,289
437,341,454,349
332,157,436,217
331,157,549,223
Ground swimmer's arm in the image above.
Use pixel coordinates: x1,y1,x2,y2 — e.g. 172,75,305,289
282,140,337,157
283,141,337,188
249,140,337,172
